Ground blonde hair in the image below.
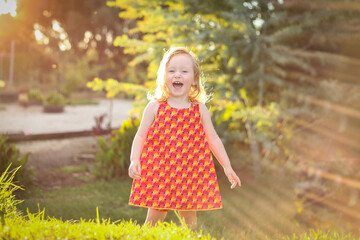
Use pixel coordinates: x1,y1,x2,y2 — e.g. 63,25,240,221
148,47,208,103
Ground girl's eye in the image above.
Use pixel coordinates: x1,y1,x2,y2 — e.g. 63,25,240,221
182,71,188,73
169,70,175,73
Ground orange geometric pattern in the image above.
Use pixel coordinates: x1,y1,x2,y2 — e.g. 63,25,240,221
129,100,222,211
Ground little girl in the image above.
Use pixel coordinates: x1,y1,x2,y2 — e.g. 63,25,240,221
128,47,241,228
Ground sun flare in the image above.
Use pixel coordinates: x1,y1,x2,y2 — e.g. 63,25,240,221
0,0,17,17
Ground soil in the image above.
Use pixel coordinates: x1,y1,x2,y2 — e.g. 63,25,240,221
16,136,103,190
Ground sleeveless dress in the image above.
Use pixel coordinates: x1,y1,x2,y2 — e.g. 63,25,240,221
129,100,222,211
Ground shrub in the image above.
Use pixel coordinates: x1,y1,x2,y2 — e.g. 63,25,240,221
0,135,31,187
43,91,66,106
27,88,44,104
210,100,293,169
93,118,140,179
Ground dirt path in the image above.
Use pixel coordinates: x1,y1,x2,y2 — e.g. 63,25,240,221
16,136,102,190
1,98,134,190
0,98,133,134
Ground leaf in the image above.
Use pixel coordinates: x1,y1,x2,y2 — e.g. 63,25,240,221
239,88,248,102
227,57,237,69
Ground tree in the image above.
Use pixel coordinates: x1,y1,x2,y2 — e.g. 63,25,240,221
108,0,297,172
108,0,360,176
0,0,146,94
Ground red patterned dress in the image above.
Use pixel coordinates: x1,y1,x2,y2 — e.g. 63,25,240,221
129,100,222,211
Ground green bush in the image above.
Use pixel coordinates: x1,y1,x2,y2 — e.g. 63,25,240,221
93,118,140,179
0,135,31,187
210,100,293,167
27,88,44,104
43,91,66,106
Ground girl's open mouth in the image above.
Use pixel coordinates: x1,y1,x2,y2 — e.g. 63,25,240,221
173,81,183,89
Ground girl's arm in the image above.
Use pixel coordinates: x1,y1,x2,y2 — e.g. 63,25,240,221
129,101,159,179
199,103,241,188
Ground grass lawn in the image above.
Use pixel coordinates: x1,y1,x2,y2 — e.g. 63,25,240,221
17,165,317,240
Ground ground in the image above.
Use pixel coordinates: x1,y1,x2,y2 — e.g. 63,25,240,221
1,98,133,189
16,136,100,190
0,98,134,134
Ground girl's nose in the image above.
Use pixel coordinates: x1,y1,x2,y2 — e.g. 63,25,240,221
174,71,181,77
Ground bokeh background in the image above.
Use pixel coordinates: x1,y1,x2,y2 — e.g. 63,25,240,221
1,0,360,239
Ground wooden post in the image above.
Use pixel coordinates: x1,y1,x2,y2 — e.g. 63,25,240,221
9,40,15,92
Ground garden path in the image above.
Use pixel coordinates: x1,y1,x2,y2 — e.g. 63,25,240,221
0,98,133,134
0,98,134,190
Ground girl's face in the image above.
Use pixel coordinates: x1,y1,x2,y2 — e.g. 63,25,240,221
165,54,195,100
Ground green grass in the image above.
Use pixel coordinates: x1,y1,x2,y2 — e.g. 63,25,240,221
288,229,359,240
1,209,214,240
2,212,358,240
18,177,143,221
16,166,360,239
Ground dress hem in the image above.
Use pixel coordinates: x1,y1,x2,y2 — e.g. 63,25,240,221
129,203,222,211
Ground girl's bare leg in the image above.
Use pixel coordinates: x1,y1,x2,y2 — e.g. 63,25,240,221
144,209,168,227
178,210,197,228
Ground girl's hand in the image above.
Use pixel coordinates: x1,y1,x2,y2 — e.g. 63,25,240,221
128,160,141,179
224,167,241,189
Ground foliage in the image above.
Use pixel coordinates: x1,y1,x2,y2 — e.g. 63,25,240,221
92,113,111,135
1,0,147,92
109,0,360,167
0,135,31,187
87,77,147,99
54,51,102,97
93,118,140,179
27,88,44,104
43,91,66,106
0,166,23,220
109,1,360,225
87,77,151,116
210,97,293,167
107,0,304,171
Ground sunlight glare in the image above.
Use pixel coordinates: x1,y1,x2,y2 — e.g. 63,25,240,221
34,30,43,41
84,31,92,43
60,32,66,40
34,24,49,45
52,20,61,32
51,20,71,51
0,0,17,17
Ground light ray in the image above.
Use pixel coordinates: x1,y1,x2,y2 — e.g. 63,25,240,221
305,193,360,219
286,91,360,120
285,138,360,221
221,173,305,238
294,118,359,150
